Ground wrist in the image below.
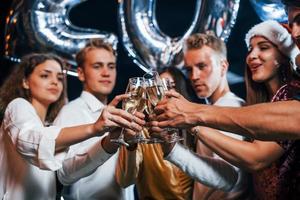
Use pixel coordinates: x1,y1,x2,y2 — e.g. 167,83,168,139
161,142,176,156
92,122,107,137
194,104,208,126
101,136,119,154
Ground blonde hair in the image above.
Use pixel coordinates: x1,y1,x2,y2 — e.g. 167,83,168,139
184,33,227,59
76,39,116,68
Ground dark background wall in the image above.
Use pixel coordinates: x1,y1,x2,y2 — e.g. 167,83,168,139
0,0,261,101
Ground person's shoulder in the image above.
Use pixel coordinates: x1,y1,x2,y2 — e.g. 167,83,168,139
54,97,87,125
3,98,37,125
6,98,33,112
215,92,245,107
61,97,85,111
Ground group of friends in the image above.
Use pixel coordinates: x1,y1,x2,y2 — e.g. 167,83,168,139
0,0,299,199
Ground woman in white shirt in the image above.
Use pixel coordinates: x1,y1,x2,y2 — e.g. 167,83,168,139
0,53,144,200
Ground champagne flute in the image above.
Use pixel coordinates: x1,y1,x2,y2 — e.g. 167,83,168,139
160,78,184,143
111,77,146,146
144,71,166,143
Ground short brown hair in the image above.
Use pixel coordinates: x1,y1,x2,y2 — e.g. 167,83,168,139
184,33,227,58
76,39,117,68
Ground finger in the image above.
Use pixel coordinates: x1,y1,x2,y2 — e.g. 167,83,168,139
123,128,136,140
109,107,146,126
165,90,181,98
156,120,172,129
149,125,165,133
107,107,135,121
109,94,130,107
109,114,139,130
133,111,145,119
153,104,167,115
148,114,156,121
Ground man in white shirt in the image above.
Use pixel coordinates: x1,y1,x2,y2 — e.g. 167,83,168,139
54,39,135,200
156,33,250,199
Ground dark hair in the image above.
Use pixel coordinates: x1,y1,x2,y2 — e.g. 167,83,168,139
76,39,116,68
0,53,67,123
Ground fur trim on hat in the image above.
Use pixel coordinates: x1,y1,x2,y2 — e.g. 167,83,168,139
245,20,300,72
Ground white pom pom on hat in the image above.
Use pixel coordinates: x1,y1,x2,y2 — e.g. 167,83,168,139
245,20,300,72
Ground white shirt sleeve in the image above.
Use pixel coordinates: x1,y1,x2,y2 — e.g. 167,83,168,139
54,105,113,185
57,138,113,185
3,98,63,171
165,143,238,192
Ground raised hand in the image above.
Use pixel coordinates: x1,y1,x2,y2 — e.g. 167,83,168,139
93,105,145,136
151,90,200,129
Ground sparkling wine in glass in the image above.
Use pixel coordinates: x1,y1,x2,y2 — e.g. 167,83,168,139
143,71,166,143
111,77,146,146
160,78,183,143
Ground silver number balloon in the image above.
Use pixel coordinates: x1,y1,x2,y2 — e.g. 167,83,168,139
249,0,287,23
119,0,240,72
4,0,118,73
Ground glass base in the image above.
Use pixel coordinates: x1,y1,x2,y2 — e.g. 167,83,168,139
110,138,129,147
126,137,165,144
111,135,184,145
164,134,184,143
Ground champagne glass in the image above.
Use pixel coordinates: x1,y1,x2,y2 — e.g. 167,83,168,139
143,71,166,143
160,78,184,143
111,77,146,146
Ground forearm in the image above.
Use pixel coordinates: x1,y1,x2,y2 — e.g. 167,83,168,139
55,123,98,151
165,144,238,191
195,128,282,171
197,100,300,140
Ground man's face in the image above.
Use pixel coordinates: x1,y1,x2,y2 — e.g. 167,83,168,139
288,6,300,45
78,48,117,98
184,46,224,99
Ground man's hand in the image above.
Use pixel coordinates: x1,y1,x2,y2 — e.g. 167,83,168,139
93,105,144,135
93,92,146,137
151,90,200,129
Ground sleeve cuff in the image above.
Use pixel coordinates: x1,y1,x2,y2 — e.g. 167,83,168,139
88,138,113,166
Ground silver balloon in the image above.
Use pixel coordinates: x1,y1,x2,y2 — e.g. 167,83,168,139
249,0,287,22
4,0,118,73
118,0,240,72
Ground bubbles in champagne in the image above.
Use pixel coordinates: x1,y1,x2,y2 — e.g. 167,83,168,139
146,85,165,106
123,86,147,113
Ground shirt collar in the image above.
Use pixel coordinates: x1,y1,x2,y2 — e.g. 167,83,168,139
80,91,105,112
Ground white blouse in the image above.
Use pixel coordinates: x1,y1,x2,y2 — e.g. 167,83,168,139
0,98,64,200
